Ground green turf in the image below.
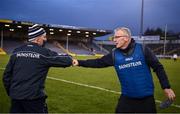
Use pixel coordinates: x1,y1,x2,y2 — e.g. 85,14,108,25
0,55,180,113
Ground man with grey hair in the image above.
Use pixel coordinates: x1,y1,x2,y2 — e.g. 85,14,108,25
114,27,131,38
3,24,73,113
73,27,175,113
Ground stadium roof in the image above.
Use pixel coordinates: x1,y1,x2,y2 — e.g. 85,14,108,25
0,19,113,39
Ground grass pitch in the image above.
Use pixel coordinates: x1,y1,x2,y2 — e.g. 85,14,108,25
0,55,180,113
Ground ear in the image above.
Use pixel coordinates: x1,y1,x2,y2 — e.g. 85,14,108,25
35,37,41,44
124,37,129,42
38,37,42,41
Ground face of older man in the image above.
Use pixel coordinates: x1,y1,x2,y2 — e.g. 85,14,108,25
37,34,47,47
113,30,130,49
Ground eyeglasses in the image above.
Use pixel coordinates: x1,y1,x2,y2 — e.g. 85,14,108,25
112,36,128,39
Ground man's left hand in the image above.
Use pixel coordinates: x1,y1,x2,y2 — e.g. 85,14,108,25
164,88,176,101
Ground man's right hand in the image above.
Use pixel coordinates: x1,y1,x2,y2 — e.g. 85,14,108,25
72,59,79,66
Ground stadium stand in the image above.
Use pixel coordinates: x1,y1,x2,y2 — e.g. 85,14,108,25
59,41,92,55
146,44,164,55
94,36,180,58
0,19,112,56
3,39,24,54
1,19,179,57
92,41,109,54
146,43,180,55
166,44,180,55
101,44,115,52
45,41,65,54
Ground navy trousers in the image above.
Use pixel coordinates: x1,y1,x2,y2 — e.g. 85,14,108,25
10,97,48,113
115,95,157,113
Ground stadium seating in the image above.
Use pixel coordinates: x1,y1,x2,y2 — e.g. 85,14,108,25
66,42,93,55
2,38,179,57
45,42,66,54
101,42,180,56
92,41,109,55
3,39,24,54
147,43,180,55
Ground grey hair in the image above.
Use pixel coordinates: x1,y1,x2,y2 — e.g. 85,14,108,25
114,27,131,37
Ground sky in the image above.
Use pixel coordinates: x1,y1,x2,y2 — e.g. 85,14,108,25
1,0,180,36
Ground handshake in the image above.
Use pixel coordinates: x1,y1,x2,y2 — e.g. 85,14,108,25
72,59,79,66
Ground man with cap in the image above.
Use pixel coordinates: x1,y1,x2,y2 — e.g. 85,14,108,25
73,27,176,113
3,24,73,113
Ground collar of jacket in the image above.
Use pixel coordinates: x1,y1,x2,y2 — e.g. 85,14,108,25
118,38,136,56
28,42,41,47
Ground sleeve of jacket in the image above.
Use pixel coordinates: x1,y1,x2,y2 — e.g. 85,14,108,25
43,49,72,67
78,52,113,68
144,45,171,89
3,55,16,96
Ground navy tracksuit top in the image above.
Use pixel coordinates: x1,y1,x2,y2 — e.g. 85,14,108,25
3,43,72,100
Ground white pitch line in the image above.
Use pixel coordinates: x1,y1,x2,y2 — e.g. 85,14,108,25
47,76,180,109
0,68,180,108
47,76,121,95
0,68,5,70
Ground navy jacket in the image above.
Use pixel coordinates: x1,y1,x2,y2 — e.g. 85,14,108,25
3,42,72,100
78,39,170,89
